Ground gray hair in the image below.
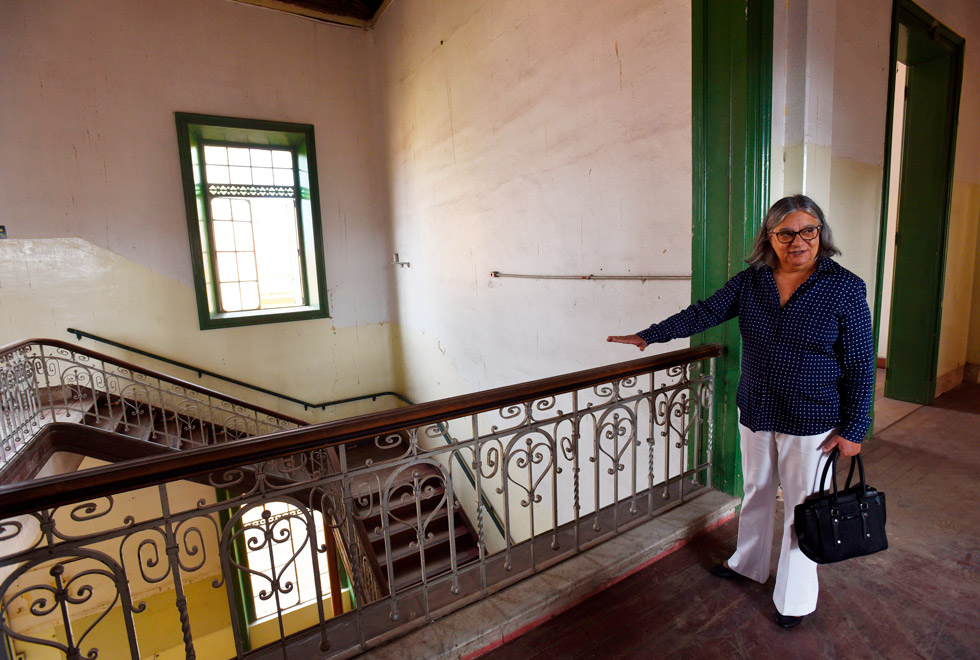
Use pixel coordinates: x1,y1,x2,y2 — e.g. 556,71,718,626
745,195,841,269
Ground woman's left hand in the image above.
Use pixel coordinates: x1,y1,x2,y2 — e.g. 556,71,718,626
822,434,862,456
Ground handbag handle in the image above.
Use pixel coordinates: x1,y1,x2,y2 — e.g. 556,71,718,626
816,447,868,506
843,451,867,491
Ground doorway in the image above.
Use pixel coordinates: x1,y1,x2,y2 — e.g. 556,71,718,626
875,0,964,405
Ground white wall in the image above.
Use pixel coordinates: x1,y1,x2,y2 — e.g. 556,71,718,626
373,0,695,403
0,0,398,415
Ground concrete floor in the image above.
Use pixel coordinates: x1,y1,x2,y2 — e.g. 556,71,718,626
478,382,980,660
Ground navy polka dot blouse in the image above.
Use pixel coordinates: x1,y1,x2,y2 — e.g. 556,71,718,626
637,258,875,443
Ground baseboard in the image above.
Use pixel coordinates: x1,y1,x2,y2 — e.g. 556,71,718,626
936,364,965,397
876,356,886,369
965,363,980,384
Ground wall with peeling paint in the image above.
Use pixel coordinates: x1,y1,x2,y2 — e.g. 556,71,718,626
373,0,696,404
0,239,397,421
0,0,398,414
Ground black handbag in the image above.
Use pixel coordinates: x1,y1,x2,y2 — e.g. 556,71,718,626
794,448,887,564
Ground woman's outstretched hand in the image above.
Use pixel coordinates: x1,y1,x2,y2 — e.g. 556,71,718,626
606,335,648,351
821,434,862,456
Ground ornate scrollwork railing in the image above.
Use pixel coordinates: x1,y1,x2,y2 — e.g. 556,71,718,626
0,341,720,660
0,339,303,469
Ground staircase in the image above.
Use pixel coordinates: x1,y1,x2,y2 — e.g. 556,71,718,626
0,339,482,602
344,438,482,593
38,386,253,449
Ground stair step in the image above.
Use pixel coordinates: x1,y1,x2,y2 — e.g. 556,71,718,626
361,485,448,536
81,394,124,431
367,503,456,544
381,521,472,564
391,546,481,593
36,385,96,408
114,400,156,441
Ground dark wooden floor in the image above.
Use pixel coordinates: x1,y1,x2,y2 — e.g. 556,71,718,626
478,383,980,660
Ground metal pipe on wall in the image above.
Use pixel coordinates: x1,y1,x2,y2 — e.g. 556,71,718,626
490,271,691,281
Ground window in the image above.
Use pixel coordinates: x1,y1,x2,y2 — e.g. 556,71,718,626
176,113,328,329
240,501,331,620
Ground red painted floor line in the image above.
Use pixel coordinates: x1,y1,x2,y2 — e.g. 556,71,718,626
462,511,737,660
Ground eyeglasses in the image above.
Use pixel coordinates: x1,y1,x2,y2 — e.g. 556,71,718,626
770,225,822,244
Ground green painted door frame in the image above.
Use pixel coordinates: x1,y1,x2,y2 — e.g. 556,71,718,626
875,1,964,405
691,0,773,497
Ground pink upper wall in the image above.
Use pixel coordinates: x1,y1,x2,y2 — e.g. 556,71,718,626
0,0,392,326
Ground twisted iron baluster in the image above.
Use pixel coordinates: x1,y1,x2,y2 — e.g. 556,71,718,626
159,485,197,660
647,371,656,517
572,390,581,552
341,446,369,648
471,413,487,596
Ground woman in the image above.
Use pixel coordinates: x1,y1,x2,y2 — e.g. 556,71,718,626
607,195,875,628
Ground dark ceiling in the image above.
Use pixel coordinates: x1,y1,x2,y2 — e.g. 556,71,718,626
274,0,384,21
232,0,388,27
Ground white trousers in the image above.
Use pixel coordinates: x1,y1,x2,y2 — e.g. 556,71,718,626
726,424,834,616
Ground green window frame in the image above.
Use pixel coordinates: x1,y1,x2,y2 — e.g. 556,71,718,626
176,113,328,329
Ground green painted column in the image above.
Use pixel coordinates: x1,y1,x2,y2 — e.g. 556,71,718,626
691,0,772,498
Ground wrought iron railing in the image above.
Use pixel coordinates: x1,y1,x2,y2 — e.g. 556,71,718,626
0,339,388,615
0,341,720,660
0,339,305,469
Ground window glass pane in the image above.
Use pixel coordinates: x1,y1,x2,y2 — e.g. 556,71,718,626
265,502,289,515
229,166,252,185
231,199,252,222
252,199,304,308
273,168,294,187
205,165,229,184
250,149,272,167
252,167,274,185
219,282,242,312
227,147,251,167
233,222,254,251
249,574,276,615
271,150,293,169
237,254,257,282
216,252,239,282
211,198,232,221
203,145,227,165
240,281,260,310
213,221,235,251
276,563,300,610
241,503,330,621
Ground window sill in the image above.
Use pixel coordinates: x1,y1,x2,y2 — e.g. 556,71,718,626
200,305,329,330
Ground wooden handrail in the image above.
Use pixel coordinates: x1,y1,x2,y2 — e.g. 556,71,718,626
0,343,722,519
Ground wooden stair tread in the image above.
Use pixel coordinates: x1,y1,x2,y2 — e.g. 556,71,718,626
365,503,458,542
383,522,472,563
391,546,482,592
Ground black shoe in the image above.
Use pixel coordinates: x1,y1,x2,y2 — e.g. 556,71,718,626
773,612,804,628
709,563,739,579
